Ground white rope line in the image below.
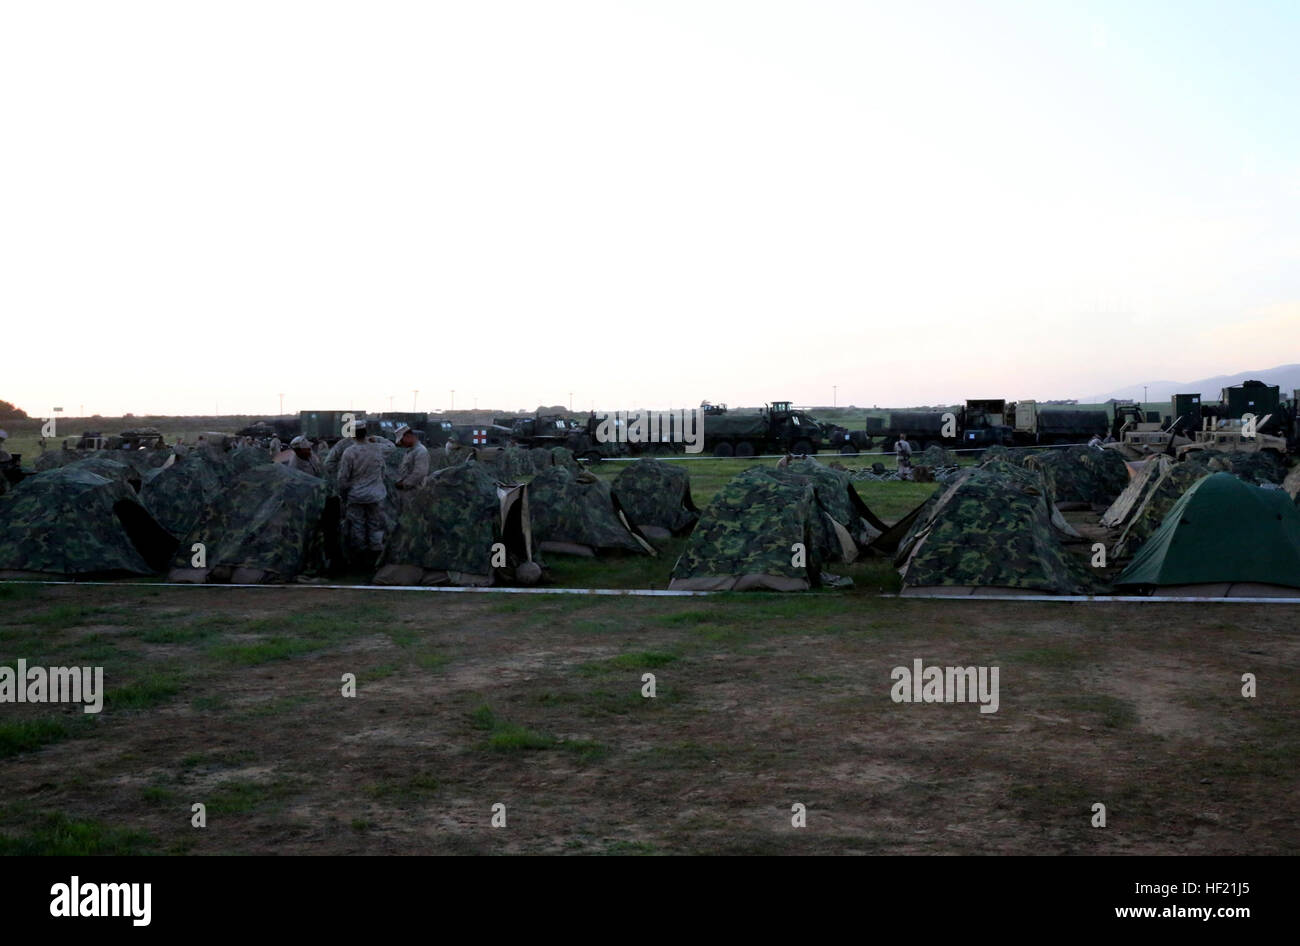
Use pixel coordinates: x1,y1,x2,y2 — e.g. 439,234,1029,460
6,580,1299,602
1,580,711,597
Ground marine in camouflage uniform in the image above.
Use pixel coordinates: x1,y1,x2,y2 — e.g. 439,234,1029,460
281,436,323,478
895,435,914,481
393,425,430,492
337,421,387,563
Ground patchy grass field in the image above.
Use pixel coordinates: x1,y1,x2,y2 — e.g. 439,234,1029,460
1,582,1296,855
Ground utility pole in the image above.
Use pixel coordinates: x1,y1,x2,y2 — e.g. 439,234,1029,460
278,393,284,415
833,385,837,408
569,392,573,411
450,390,455,411
1143,385,1148,404
413,390,419,410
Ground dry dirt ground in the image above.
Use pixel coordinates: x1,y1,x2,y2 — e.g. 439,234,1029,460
1,583,1297,855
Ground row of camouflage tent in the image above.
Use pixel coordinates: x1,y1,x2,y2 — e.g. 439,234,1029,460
0,443,697,587
2,440,1298,596
667,445,1300,596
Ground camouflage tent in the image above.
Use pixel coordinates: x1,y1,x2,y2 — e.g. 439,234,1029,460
769,456,889,560
0,467,176,578
610,457,699,541
1194,449,1290,486
1116,473,1300,595
226,445,274,482
35,447,172,478
895,465,1097,596
527,466,654,557
669,468,822,591
1285,464,1300,503
473,445,545,483
374,462,537,587
1023,446,1129,509
1110,460,1209,560
168,464,329,583
141,453,226,540
56,456,146,491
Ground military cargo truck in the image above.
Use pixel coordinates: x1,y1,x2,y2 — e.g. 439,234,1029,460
1012,401,1108,445
299,410,367,443
701,401,824,456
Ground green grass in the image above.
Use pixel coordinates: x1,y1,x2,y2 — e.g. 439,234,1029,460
208,637,326,665
28,604,116,628
105,672,183,710
470,703,607,758
0,812,155,855
206,779,297,815
578,651,678,675
0,718,72,758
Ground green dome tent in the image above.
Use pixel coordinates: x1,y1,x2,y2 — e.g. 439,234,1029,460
895,464,1097,596
1116,473,1300,595
141,453,226,540
374,462,536,587
0,467,176,578
527,466,654,557
669,468,822,591
611,457,699,541
168,463,329,584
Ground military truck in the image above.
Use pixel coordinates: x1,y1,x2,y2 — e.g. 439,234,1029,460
856,399,1012,452
66,427,167,451
1012,401,1109,445
702,401,824,457
299,410,367,443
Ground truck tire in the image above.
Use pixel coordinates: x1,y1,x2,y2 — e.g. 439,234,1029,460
839,444,859,455
580,450,603,464
713,442,734,457
791,439,812,456
734,441,755,457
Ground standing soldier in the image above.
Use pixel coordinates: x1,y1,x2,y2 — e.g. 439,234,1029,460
895,434,914,481
337,419,387,570
282,436,324,477
393,425,429,493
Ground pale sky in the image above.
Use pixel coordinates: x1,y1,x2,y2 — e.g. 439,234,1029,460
3,0,1297,416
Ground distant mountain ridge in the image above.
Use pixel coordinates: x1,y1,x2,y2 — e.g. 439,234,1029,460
1086,364,1300,403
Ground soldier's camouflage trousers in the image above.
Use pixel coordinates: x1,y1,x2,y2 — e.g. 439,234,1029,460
344,501,385,554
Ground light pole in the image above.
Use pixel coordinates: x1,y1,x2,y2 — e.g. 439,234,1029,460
450,390,455,411
569,392,573,411
278,393,284,415
1143,385,1148,405
833,385,837,408
413,390,419,410
389,395,394,411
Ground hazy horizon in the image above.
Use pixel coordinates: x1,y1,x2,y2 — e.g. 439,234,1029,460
4,1,1298,417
